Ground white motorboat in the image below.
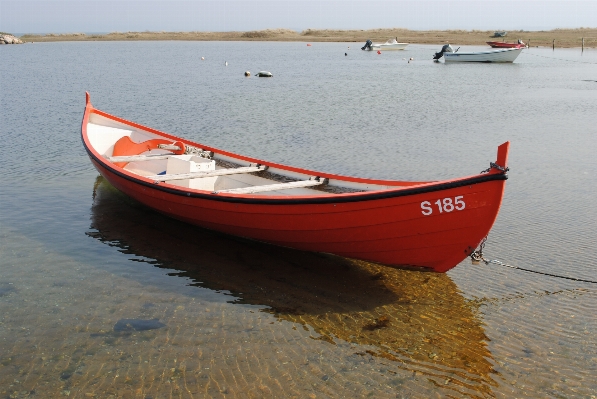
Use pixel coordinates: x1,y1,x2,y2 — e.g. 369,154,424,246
433,44,522,63
371,38,408,51
361,38,408,51
444,48,522,63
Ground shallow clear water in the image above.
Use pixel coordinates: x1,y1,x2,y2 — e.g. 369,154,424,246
1,41,596,398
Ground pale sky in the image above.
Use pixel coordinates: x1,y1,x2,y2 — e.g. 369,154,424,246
1,1,596,35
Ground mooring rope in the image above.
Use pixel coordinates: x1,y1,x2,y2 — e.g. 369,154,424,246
485,259,597,284
522,51,597,65
470,236,597,284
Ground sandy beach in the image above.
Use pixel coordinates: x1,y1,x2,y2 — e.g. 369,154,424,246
19,27,597,48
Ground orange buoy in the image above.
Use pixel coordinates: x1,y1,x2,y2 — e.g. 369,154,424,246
307,43,311,46
377,50,381,54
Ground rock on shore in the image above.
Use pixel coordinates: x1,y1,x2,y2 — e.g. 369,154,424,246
1,34,24,44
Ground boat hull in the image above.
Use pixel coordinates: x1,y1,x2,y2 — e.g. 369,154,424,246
82,95,509,273
444,48,522,63
486,41,525,49
369,43,408,51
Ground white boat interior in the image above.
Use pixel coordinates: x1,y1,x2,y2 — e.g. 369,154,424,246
87,113,419,196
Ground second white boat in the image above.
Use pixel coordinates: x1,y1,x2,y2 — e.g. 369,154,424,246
371,38,408,51
445,48,522,63
433,44,523,63
362,38,408,51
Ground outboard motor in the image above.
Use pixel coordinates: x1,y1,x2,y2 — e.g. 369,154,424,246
433,44,454,60
361,39,373,51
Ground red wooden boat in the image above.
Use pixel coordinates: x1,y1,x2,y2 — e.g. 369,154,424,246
81,93,510,273
486,41,526,49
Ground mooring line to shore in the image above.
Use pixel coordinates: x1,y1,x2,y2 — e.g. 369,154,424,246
521,51,597,65
470,237,597,284
486,259,597,284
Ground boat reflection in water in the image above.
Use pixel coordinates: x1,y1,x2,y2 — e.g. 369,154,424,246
89,176,500,397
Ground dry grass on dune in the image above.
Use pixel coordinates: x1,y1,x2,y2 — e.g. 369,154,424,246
20,27,597,48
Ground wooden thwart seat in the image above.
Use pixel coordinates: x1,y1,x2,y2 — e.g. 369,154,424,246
213,178,327,195
147,165,267,183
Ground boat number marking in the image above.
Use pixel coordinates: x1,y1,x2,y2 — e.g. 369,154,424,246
421,196,465,215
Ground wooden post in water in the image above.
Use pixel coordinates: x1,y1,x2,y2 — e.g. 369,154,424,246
582,37,584,52
552,39,555,50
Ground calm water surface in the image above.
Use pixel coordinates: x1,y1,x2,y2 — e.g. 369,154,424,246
1,41,596,398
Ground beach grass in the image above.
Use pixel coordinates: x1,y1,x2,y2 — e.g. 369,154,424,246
19,28,597,48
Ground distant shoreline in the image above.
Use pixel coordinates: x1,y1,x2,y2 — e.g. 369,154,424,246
19,28,597,48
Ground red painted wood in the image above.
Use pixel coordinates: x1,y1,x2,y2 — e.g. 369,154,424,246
486,41,526,49
82,94,509,272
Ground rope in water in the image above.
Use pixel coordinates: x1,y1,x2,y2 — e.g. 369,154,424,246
470,237,597,284
519,51,597,65
485,259,597,284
